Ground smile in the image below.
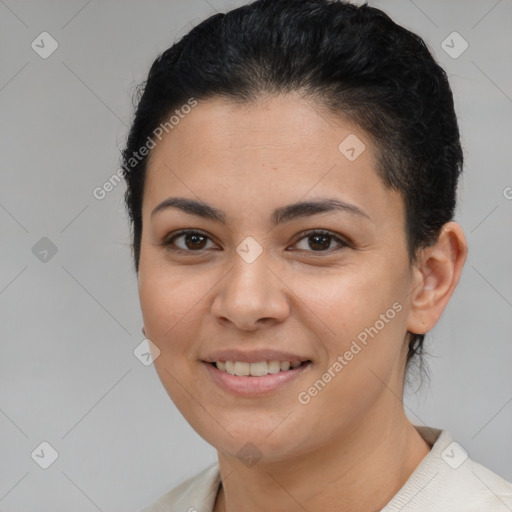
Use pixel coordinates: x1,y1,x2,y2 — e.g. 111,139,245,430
203,360,312,396
213,360,306,376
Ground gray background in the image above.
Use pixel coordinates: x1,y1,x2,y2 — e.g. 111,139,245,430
1,0,511,510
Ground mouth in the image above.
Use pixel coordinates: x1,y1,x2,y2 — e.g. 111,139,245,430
203,359,313,396
209,359,312,376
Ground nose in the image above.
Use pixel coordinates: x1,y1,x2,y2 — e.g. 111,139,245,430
210,250,291,331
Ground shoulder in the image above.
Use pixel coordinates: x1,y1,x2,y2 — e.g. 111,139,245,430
456,457,512,510
383,426,512,512
139,461,221,512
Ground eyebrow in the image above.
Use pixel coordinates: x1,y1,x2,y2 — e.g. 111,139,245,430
150,196,371,224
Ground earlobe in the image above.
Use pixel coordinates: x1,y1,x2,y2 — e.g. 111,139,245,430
407,222,468,335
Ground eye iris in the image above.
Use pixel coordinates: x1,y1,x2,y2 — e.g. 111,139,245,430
185,233,207,250
173,231,338,251
309,234,331,251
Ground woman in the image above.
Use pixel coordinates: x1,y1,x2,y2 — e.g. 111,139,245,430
121,1,512,510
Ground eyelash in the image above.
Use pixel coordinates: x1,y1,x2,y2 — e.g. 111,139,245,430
159,229,349,254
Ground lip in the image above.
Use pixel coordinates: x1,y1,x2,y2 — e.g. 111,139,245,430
202,360,312,397
202,348,311,364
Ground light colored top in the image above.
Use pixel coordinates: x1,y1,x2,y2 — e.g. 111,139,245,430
140,426,512,512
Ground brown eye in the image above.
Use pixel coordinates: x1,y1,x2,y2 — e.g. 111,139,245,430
292,230,348,252
160,229,348,254
161,230,215,252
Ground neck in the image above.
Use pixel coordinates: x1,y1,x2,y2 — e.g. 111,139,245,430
213,400,431,512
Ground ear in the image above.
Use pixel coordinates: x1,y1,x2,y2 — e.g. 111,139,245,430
407,221,468,335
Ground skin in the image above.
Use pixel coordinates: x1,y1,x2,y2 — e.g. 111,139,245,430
138,92,467,512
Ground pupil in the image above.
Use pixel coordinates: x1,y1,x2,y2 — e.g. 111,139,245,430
309,234,330,251
183,234,331,251
186,233,206,249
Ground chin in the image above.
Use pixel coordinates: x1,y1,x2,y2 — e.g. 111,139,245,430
206,421,308,462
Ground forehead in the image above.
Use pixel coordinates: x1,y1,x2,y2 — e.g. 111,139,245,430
143,93,403,226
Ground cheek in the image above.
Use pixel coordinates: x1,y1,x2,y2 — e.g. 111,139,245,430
138,259,204,349
300,264,404,337
137,264,209,409
296,274,408,432
305,262,409,386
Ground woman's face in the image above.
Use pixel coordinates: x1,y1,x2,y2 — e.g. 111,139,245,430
138,93,418,462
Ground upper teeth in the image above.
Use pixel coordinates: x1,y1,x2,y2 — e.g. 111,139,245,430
215,360,303,376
